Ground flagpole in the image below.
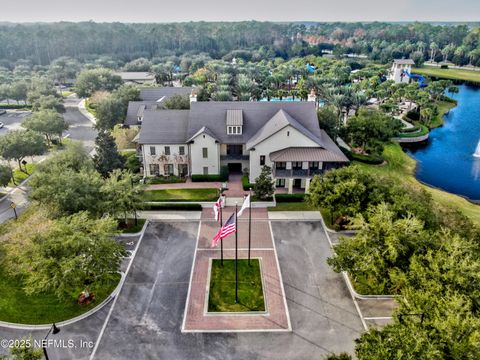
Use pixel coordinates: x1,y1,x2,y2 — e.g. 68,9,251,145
220,193,223,267
235,202,238,304
248,188,252,266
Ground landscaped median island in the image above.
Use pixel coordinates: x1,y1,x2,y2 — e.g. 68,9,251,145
142,188,218,202
208,259,265,313
0,207,123,325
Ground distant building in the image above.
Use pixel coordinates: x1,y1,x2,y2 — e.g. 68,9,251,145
116,72,155,84
124,87,194,127
388,59,415,84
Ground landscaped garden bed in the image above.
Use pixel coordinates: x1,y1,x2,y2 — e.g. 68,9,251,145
208,259,265,312
118,218,146,233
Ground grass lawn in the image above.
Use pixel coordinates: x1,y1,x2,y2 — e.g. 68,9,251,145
61,91,73,97
8,163,36,187
413,67,480,83
0,268,120,324
270,202,316,211
208,259,265,312
142,188,218,202
355,143,480,225
118,218,146,233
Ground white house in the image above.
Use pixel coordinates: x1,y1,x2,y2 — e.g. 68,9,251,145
135,101,349,193
388,59,415,84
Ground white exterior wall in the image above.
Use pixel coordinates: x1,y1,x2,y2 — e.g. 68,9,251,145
388,63,412,84
248,125,319,183
190,133,220,175
142,144,189,176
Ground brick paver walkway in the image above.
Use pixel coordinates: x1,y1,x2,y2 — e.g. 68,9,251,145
182,208,291,332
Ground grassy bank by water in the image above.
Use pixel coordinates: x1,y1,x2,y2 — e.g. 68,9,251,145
355,143,480,225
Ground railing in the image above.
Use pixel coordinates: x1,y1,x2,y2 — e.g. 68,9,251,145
220,154,250,161
273,168,324,178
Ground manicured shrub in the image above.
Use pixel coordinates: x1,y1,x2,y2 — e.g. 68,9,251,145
140,203,202,211
0,104,32,109
275,194,306,203
242,175,252,190
146,176,186,184
191,174,223,182
220,165,229,181
340,147,383,165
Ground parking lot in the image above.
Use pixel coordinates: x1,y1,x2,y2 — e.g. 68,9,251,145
91,219,364,360
0,110,30,135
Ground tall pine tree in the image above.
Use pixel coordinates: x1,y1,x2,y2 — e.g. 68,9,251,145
93,130,124,177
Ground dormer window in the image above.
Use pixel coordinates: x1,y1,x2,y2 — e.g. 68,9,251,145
227,126,242,135
226,109,243,136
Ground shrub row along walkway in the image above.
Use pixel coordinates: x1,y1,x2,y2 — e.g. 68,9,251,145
182,208,291,332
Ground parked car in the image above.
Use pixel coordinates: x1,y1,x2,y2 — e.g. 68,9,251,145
0,109,6,115
0,122,4,128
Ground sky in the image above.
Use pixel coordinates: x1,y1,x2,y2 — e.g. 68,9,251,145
0,0,479,23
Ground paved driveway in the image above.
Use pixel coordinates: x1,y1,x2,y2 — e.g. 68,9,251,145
92,220,363,360
63,96,97,153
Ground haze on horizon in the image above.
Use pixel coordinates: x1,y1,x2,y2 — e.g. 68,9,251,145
1,0,479,23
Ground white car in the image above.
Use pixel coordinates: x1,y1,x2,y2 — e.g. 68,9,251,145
0,122,4,129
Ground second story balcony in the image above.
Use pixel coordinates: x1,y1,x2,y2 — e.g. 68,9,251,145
220,154,250,161
273,167,324,178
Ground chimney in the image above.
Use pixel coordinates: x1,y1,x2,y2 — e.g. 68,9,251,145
307,89,317,103
189,89,197,103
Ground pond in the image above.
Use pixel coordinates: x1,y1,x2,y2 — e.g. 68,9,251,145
407,84,480,202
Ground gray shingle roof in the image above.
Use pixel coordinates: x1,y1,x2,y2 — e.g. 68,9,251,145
270,147,348,162
116,72,155,81
393,59,415,65
125,101,159,126
139,87,193,102
137,110,189,145
187,101,321,146
245,108,324,150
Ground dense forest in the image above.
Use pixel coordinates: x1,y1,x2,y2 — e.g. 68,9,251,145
0,21,479,66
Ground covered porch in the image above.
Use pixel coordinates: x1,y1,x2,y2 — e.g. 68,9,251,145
270,147,348,194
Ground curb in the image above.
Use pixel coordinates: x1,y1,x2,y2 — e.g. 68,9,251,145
78,99,97,125
0,272,125,331
118,219,148,237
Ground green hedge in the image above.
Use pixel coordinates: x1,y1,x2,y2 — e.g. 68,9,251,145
140,203,202,211
398,124,429,138
0,104,32,109
275,194,305,203
146,176,186,184
340,147,383,165
192,174,223,182
242,175,252,191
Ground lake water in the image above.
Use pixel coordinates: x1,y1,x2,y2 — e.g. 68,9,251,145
407,84,480,202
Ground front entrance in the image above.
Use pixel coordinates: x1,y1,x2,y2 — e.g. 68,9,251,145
228,163,242,174
293,179,302,188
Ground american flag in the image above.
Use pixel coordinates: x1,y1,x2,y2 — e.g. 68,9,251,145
211,213,236,247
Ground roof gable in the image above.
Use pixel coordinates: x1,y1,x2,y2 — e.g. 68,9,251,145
245,109,324,150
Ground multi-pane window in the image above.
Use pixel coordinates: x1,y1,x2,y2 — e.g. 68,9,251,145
179,146,185,155
202,147,208,158
149,146,156,155
275,162,286,170
309,161,319,170
292,161,303,170
203,167,209,175
164,164,174,175
276,179,285,187
164,146,170,155
227,126,242,135
260,155,265,166
149,164,159,175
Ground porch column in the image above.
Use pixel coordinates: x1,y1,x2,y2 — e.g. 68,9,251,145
287,178,293,194
305,178,311,194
